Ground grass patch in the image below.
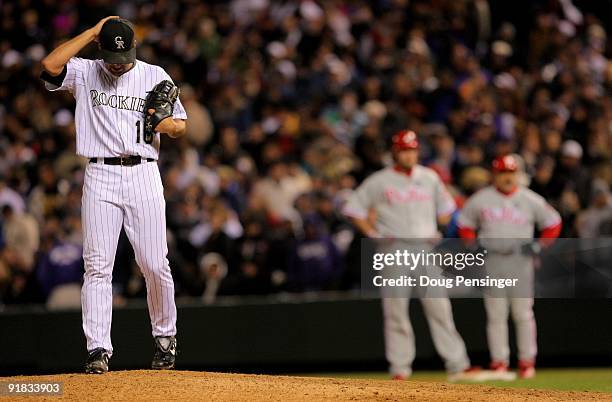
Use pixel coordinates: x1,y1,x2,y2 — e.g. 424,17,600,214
300,368,612,393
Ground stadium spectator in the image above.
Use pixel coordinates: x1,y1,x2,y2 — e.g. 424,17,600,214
180,84,214,148
224,216,273,295
0,177,25,215
0,205,41,303
252,160,311,227
200,252,228,304
576,180,612,238
2,205,39,273
288,214,344,291
36,217,84,309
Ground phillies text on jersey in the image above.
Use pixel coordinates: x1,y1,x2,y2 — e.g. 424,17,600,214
343,165,456,238
458,186,561,238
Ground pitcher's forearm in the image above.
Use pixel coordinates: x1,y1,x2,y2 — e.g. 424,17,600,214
166,119,186,138
41,15,120,75
41,29,96,75
155,118,186,138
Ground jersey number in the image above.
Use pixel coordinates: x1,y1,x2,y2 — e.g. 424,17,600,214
136,121,153,144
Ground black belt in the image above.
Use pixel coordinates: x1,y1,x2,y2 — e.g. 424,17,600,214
89,156,155,166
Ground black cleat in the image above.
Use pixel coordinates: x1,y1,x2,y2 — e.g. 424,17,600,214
152,336,177,370
85,348,110,374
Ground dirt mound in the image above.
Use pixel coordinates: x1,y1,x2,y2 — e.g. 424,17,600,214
4,370,610,401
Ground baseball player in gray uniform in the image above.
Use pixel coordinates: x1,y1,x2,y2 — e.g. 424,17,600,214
343,130,478,381
458,155,561,379
40,16,187,373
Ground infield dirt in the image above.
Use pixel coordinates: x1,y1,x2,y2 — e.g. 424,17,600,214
4,370,611,401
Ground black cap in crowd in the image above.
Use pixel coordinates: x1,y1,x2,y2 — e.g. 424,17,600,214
98,18,136,64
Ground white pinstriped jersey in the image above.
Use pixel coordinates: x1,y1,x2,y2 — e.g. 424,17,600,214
343,165,456,237
45,57,187,159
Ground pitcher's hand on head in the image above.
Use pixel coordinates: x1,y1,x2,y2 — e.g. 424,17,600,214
91,16,120,42
41,15,120,76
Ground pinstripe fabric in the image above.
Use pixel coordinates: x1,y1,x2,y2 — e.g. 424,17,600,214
123,162,176,337
45,57,187,159
81,161,177,354
81,163,124,354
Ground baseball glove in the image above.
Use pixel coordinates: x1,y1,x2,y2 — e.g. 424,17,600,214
143,80,180,143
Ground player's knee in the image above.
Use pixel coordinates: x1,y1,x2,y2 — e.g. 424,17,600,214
383,310,410,330
511,307,534,323
486,313,508,326
83,250,115,267
84,266,112,280
485,303,510,321
141,260,172,279
385,319,411,335
422,302,451,321
383,306,407,321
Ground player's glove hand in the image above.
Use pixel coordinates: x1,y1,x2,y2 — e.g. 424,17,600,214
520,241,542,256
143,80,180,142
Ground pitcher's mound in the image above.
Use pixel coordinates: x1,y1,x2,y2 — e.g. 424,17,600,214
6,370,610,401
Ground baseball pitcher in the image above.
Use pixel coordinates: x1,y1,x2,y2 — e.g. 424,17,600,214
40,17,187,373
343,130,477,381
458,155,561,379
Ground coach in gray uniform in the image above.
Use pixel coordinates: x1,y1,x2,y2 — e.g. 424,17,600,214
458,155,561,379
343,130,477,381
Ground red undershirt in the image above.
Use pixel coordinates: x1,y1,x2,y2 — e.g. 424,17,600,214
393,165,413,176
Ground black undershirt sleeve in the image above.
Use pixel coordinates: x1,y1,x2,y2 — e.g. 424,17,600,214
40,65,67,87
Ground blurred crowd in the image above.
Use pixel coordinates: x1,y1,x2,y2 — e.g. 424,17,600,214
0,0,610,307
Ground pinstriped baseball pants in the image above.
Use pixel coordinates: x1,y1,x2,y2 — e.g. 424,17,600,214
81,161,177,354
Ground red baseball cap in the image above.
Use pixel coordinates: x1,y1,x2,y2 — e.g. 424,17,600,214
492,155,519,172
392,130,419,150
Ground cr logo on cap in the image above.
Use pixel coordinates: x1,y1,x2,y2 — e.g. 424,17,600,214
115,36,125,49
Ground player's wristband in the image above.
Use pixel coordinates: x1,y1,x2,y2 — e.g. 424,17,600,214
40,66,67,87
520,242,542,256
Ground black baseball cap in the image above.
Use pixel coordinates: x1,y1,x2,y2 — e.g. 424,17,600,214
98,18,136,64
